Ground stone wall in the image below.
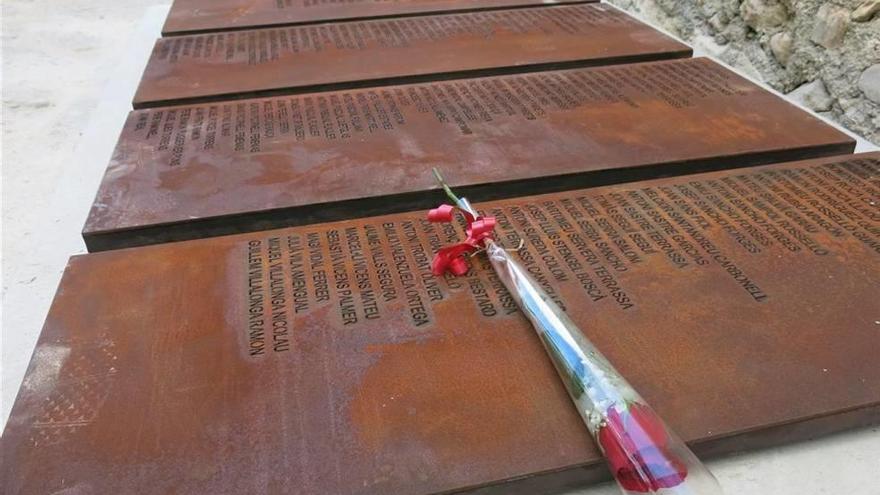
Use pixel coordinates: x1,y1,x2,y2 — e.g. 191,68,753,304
607,0,880,144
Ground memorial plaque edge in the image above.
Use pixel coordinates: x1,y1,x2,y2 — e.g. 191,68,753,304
160,1,600,37
81,144,856,252
131,50,693,110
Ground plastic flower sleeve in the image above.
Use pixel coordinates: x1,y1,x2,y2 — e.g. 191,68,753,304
484,241,722,494
428,173,722,494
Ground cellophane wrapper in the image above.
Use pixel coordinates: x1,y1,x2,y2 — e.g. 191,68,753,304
486,242,722,494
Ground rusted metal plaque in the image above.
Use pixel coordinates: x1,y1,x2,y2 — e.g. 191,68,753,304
136,4,691,108
87,58,855,252
7,153,880,495
163,0,593,36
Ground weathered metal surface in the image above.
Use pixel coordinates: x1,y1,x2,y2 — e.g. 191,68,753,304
136,4,691,108
7,153,880,494
162,0,593,36
86,58,855,252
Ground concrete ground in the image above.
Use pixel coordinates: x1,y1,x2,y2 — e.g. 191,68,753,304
1,1,879,493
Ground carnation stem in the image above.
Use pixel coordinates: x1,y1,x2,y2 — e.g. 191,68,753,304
432,167,465,208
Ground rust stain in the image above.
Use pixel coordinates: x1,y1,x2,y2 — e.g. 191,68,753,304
9,153,880,494
142,4,689,108
86,58,853,251
163,0,592,35
349,330,591,465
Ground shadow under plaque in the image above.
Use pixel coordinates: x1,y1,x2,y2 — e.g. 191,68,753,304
162,0,595,36
7,153,880,494
136,4,692,108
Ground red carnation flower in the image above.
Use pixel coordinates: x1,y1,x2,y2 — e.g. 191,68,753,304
597,403,688,492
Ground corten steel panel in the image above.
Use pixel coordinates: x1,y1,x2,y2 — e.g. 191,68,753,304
162,0,593,36
85,58,856,252
7,153,880,495
136,4,692,109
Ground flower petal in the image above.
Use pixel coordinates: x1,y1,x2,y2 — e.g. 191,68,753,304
597,404,687,492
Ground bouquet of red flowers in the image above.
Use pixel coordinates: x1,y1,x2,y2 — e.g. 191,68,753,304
428,170,722,494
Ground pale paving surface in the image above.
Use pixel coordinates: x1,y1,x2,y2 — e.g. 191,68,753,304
1,2,878,493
